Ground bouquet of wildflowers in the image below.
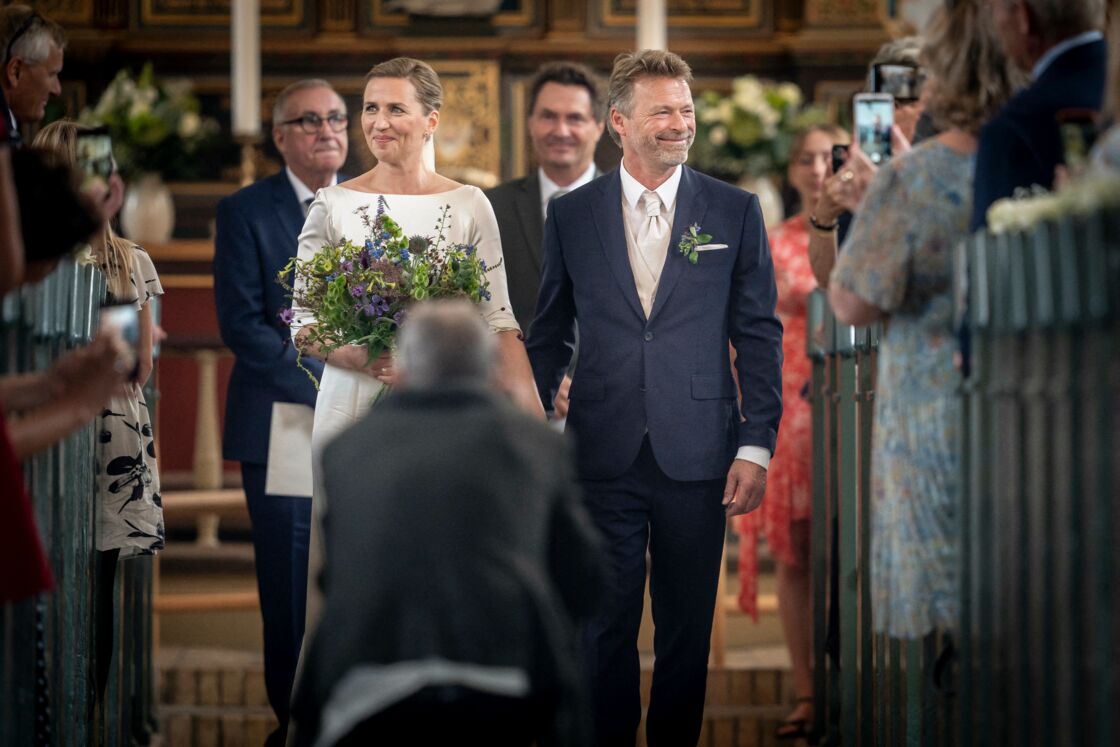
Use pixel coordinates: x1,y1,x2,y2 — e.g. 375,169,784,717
689,76,830,180
79,62,223,179
278,198,497,385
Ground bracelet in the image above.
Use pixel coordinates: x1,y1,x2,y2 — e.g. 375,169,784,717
809,214,838,232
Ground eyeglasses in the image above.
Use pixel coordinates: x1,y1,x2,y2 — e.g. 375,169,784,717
280,112,348,135
4,10,42,65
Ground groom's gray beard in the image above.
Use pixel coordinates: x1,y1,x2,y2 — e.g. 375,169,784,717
654,129,693,167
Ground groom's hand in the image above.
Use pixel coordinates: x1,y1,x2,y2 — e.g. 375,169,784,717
723,460,767,517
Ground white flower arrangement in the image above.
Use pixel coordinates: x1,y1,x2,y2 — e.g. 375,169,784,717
986,175,1120,234
79,63,222,180
690,75,829,180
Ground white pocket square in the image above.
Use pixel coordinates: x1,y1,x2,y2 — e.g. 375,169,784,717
694,243,729,252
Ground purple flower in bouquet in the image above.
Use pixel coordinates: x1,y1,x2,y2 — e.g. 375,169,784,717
278,307,294,325
350,285,364,298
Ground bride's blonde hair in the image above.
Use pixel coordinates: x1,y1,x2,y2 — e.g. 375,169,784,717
33,119,134,299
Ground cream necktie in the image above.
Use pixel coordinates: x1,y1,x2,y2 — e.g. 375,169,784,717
633,190,669,317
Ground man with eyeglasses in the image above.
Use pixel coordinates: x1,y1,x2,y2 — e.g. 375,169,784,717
214,78,348,747
0,5,64,144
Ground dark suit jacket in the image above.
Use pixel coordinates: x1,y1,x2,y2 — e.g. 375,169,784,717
290,385,604,746
486,172,545,333
527,166,783,482
971,37,1107,230
486,169,599,335
213,171,325,464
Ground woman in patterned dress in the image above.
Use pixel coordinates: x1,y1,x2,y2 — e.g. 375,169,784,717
34,120,165,702
735,124,848,739
828,0,1020,638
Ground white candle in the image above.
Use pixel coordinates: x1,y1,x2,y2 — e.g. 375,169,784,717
637,0,667,51
231,0,261,137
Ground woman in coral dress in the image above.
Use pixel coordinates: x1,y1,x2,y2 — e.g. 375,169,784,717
736,124,848,739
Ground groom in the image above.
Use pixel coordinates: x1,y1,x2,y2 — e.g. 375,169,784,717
527,50,782,746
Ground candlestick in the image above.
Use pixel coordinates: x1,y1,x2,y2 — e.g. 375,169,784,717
231,0,261,137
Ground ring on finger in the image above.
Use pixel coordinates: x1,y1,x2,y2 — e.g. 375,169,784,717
840,170,855,182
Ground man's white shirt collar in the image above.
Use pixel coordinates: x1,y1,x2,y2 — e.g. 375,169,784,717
285,166,338,206
619,161,682,215
1032,30,1103,80
539,162,597,216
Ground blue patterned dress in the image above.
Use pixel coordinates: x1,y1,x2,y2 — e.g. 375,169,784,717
831,140,973,638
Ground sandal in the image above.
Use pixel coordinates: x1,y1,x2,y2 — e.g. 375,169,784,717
775,697,814,741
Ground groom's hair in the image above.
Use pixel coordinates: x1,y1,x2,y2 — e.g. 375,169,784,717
394,300,496,390
606,50,692,146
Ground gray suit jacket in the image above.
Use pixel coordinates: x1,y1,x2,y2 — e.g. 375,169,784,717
291,385,605,746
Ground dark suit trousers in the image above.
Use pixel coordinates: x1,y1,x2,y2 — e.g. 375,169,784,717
241,463,312,736
580,437,726,747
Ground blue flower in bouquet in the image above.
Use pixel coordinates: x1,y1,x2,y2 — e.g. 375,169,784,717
278,197,502,388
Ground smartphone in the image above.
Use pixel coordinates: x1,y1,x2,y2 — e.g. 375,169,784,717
854,93,894,166
872,63,924,104
831,144,850,175
100,304,139,380
1056,108,1099,178
75,127,115,183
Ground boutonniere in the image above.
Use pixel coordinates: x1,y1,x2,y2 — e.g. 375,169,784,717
678,223,727,264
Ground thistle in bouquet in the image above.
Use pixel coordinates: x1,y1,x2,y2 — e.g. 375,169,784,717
277,197,499,387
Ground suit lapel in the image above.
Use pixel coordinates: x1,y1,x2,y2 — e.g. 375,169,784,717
514,172,545,271
648,166,708,323
591,170,645,322
272,172,306,246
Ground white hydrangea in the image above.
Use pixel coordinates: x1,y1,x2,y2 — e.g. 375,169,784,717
732,76,765,114
777,82,802,109
709,125,728,146
178,111,201,138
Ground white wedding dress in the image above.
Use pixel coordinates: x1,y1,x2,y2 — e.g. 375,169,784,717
289,184,520,637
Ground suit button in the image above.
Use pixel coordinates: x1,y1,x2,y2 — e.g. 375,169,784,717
644,331,654,341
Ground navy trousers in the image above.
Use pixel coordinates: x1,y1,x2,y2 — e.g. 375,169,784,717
241,463,311,741
580,437,727,747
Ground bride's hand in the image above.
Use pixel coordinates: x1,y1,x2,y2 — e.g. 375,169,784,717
328,345,395,383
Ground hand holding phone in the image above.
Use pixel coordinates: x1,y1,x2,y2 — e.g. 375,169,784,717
854,93,894,165
99,304,140,382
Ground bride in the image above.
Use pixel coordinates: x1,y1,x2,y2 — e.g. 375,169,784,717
289,57,544,632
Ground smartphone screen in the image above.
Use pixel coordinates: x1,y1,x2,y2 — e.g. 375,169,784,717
872,63,924,104
75,128,115,182
832,144,850,175
100,304,140,380
854,94,894,165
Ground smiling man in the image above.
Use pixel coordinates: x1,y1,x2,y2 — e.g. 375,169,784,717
486,62,606,335
213,78,348,747
0,5,65,142
527,50,782,746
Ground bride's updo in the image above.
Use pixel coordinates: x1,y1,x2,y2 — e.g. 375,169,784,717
365,57,443,115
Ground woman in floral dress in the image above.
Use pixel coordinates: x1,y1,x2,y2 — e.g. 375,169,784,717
829,1,1019,638
736,123,848,739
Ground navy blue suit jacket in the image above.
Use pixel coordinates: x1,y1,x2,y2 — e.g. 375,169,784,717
527,166,783,482
971,38,1107,230
214,171,325,465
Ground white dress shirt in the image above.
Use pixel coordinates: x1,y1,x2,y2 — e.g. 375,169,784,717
1031,30,1103,80
618,162,769,470
286,167,338,216
539,162,598,218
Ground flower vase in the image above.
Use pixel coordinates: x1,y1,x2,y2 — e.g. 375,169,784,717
120,173,175,244
737,174,784,230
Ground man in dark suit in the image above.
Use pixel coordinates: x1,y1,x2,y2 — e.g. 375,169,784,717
214,78,348,744
486,62,606,336
289,300,604,747
527,50,783,746
0,5,65,144
972,0,1106,230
